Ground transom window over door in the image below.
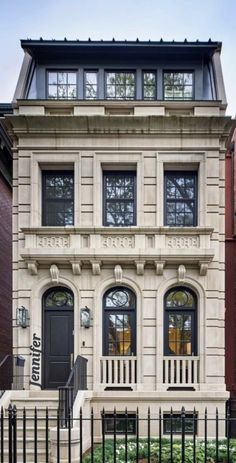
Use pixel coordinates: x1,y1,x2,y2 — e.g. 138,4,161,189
42,171,74,226
103,287,136,356
164,171,197,226
164,287,197,356
47,71,77,99
103,171,136,226
105,72,135,100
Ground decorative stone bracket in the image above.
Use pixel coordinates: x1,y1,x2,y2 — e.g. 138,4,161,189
114,264,123,283
71,260,82,275
50,264,59,283
155,261,166,276
27,260,38,275
178,264,186,282
91,260,101,275
199,261,209,276
135,260,145,275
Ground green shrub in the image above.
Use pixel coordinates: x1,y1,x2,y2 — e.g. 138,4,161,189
82,438,236,463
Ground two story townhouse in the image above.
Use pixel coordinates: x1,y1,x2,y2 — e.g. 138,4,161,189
1,39,234,442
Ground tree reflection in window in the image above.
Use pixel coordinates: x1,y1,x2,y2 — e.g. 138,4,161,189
106,72,135,100
165,288,197,356
85,72,97,99
42,171,74,226
103,288,136,356
143,72,156,100
164,72,193,100
48,71,77,99
165,172,197,226
104,171,136,226
44,288,74,308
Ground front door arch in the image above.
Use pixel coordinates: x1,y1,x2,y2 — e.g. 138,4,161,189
42,287,74,389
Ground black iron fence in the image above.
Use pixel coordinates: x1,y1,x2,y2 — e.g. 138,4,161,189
1,405,236,462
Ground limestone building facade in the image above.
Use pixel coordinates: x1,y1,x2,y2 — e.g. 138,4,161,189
3,39,234,423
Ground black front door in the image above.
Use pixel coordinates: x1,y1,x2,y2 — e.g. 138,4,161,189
43,288,74,389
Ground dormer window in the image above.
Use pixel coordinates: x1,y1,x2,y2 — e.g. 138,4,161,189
47,71,77,99
85,71,98,99
143,72,156,100
164,72,193,100
105,72,135,100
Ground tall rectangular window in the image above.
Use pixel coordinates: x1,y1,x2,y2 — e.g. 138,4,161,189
42,171,74,226
105,72,135,100
85,71,98,99
47,71,77,99
103,171,136,226
164,172,197,226
143,72,156,100
164,72,193,100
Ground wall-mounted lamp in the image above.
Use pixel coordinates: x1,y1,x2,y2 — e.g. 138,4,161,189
16,306,30,328
80,306,91,328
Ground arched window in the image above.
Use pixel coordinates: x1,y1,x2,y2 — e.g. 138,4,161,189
103,287,136,356
164,287,197,356
44,287,74,308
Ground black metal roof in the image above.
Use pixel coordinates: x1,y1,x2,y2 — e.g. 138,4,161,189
0,103,13,117
21,39,221,59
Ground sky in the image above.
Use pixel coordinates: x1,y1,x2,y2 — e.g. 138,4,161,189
0,0,235,116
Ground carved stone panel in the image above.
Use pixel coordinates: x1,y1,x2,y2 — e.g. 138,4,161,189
102,235,134,248
37,235,70,248
166,236,199,249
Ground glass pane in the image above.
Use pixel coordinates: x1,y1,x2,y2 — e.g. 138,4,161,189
184,85,193,99
48,73,57,85
58,85,67,98
48,85,57,98
85,72,97,85
67,72,77,84
108,313,132,355
168,314,192,355
166,289,194,308
68,85,76,99
105,289,135,308
184,73,193,85
144,86,155,100
45,289,73,307
58,72,67,84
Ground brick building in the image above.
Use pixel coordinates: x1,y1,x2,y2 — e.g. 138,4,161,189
225,126,236,399
0,103,12,389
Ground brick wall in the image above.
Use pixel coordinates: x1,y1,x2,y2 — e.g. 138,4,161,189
225,130,236,396
0,172,12,388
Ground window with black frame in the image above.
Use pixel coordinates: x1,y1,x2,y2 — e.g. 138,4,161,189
164,72,193,100
163,413,197,434
105,72,135,100
42,171,74,226
103,287,136,356
103,171,136,226
84,71,98,99
164,172,197,226
164,287,197,356
143,71,156,100
103,413,137,434
47,71,77,99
